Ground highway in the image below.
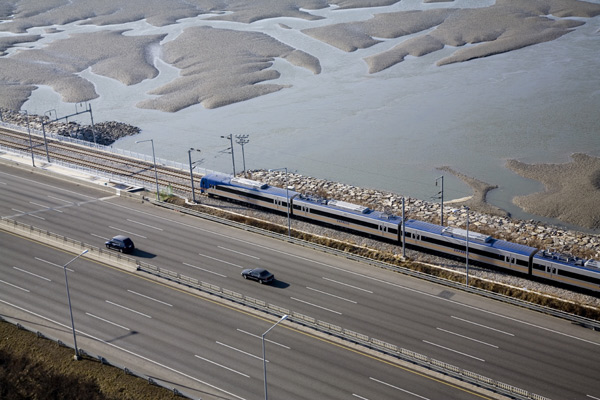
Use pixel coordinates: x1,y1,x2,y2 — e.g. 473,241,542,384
1,228,487,400
1,161,600,399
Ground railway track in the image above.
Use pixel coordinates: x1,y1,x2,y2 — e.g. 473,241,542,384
0,125,198,198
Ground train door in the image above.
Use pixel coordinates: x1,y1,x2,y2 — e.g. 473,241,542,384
545,264,558,278
505,255,516,268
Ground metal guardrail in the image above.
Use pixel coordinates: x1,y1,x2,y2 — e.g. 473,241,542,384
151,199,600,331
1,121,217,175
0,216,551,400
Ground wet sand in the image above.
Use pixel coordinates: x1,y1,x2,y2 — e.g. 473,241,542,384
507,154,600,230
437,166,508,217
1,0,599,111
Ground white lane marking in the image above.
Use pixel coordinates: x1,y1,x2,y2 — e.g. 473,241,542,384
290,297,342,315
587,395,600,400
352,394,369,399
183,262,227,277
306,287,357,304
47,195,74,204
106,300,152,318
90,233,109,240
322,277,373,293
451,316,515,336
34,257,73,272
237,329,291,349
127,290,173,307
126,219,163,231
12,208,44,219
216,341,264,361
86,312,130,331
0,279,30,292
13,266,51,281
30,201,62,212
218,246,260,259
107,226,147,239
423,340,485,362
370,377,431,399
100,196,599,346
198,253,244,269
0,180,6,185
29,201,62,212
195,355,250,378
0,298,247,400
0,171,98,200
436,327,499,348
29,201,49,208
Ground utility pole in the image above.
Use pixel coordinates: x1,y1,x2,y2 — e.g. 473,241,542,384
235,134,250,177
435,175,444,226
220,134,236,176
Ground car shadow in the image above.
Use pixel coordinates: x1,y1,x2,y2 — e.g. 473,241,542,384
130,249,156,259
270,279,290,289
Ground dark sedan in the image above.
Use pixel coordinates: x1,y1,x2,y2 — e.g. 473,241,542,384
241,268,274,284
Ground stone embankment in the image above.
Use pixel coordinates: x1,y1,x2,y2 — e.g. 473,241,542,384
0,108,139,146
248,170,600,262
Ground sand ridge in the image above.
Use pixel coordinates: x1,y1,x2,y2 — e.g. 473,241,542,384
1,0,599,111
507,154,600,230
302,1,600,73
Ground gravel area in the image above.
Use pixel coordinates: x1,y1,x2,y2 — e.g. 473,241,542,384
196,188,600,309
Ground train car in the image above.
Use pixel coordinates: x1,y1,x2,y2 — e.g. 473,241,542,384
199,173,297,214
292,194,401,241
402,219,538,275
198,172,600,293
532,250,600,292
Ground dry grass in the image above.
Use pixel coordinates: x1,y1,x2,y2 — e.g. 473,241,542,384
0,321,180,400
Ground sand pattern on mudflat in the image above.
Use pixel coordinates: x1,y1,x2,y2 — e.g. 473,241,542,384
137,26,321,111
1,0,599,111
302,0,600,73
507,154,600,230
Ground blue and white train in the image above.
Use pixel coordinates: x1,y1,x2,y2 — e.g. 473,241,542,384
200,173,600,293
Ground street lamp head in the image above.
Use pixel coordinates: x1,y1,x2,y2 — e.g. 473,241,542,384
80,249,89,255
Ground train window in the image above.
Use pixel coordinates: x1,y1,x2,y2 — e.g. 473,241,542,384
559,268,600,286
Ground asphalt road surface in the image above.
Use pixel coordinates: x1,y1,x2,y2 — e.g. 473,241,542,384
1,161,600,399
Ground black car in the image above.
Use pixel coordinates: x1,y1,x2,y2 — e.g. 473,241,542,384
105,235,135,253
241,268,274,284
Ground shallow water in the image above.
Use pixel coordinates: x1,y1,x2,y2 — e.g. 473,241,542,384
20,1,600,229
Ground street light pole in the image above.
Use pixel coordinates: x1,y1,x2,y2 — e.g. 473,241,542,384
401,196,406,258
221,134,236,176
21,110,35,167
262,314,288,400
63,249,89,360
268,168,291,238
135,139,160,201
188,148,202,203
452,206,470,286
465,206,470,286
